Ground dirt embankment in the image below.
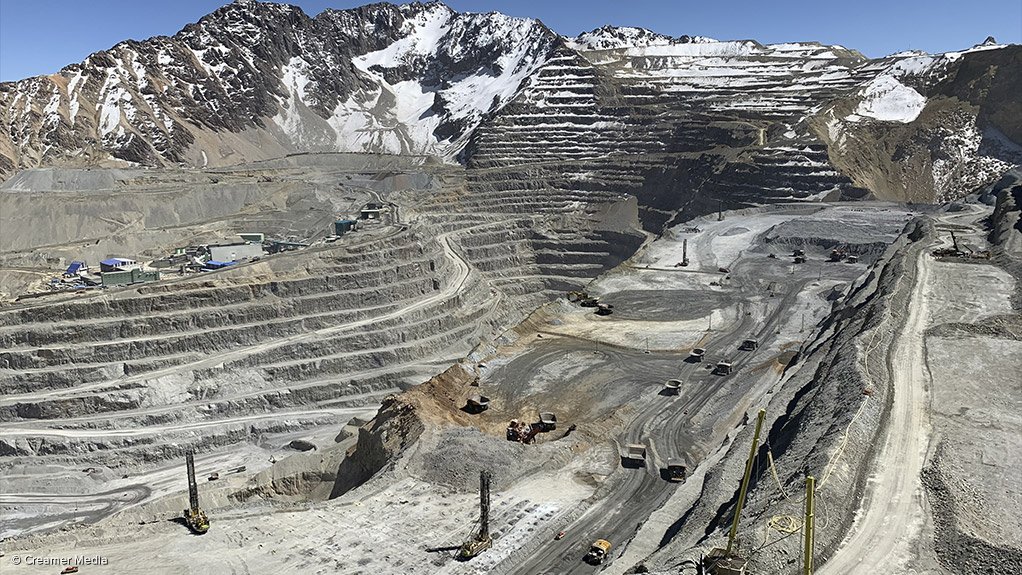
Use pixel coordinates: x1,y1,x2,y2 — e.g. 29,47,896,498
647,217,933,573
327,362,480,499
988,168,1022,256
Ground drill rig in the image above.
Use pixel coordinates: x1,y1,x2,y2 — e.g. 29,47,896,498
183,450,210,534
458,471,493,560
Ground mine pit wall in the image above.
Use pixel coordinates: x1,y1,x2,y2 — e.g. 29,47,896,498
647,217,933,573
0,212,642,472
226,224,645,505
989,169,1022,260
254,229,644,503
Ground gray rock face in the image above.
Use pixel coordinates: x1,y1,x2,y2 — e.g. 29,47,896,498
0,1,559,171
0,1,1018,204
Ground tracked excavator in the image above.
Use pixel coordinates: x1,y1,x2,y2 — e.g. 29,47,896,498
567,290,587,302
458,471,493,560
183,450,210,534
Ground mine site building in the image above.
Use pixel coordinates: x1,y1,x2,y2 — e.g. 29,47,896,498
208,239,263,262
334,219,358,236
99,257,139,272
238,232,264,243
64,261,88,277
203,260,235,270
360,202,388,220
102,268,160,287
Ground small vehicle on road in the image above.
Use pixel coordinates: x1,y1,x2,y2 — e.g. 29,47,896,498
554,530,566,540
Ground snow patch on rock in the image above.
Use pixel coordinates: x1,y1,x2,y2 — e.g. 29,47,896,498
854,75,927,123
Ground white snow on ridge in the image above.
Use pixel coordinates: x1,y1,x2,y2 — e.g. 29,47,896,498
567,26,717,51
853,75,927,123
336,3,552,156
96,75,130,136
356,4,453,71
617,40,759,59
888,55,937,77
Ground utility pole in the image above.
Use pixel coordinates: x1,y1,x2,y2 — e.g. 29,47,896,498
804,476,816,575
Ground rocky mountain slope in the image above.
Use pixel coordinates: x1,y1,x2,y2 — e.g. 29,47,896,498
1,0,1019,208
0,0,559,171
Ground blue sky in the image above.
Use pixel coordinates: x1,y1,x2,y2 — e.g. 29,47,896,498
1,0,1020,82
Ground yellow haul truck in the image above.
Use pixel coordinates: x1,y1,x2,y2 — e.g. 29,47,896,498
584,539,612,565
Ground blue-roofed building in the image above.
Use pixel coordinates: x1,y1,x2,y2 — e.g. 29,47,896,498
203,260,235,270
64,261,87,277
99,257,139,272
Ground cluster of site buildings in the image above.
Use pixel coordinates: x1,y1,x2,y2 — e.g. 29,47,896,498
45,203,390,295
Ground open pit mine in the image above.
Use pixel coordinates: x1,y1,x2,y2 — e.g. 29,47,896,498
1,2,1020,575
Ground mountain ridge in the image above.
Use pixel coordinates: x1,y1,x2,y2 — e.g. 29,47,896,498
1,0,1018,205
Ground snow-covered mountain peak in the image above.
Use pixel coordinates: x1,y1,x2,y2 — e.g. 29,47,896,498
0,0,1017,204
567,25,717,51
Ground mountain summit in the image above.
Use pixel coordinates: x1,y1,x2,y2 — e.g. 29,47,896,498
1,1,1018,204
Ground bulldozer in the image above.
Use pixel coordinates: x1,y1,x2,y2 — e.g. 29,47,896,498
457,471,493,560
183,450,210,534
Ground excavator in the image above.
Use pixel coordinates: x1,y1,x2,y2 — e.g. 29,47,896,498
829,245,848,262
458,471,493,560
183,450,210,534
506,419,541,443
567,290,587,302
932,230,991,260
506,413,558,443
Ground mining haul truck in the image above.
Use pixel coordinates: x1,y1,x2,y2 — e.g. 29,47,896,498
183,451,210,534
623,443,647,467
584,539,612,565
666,458,688,482
538,412,557,432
